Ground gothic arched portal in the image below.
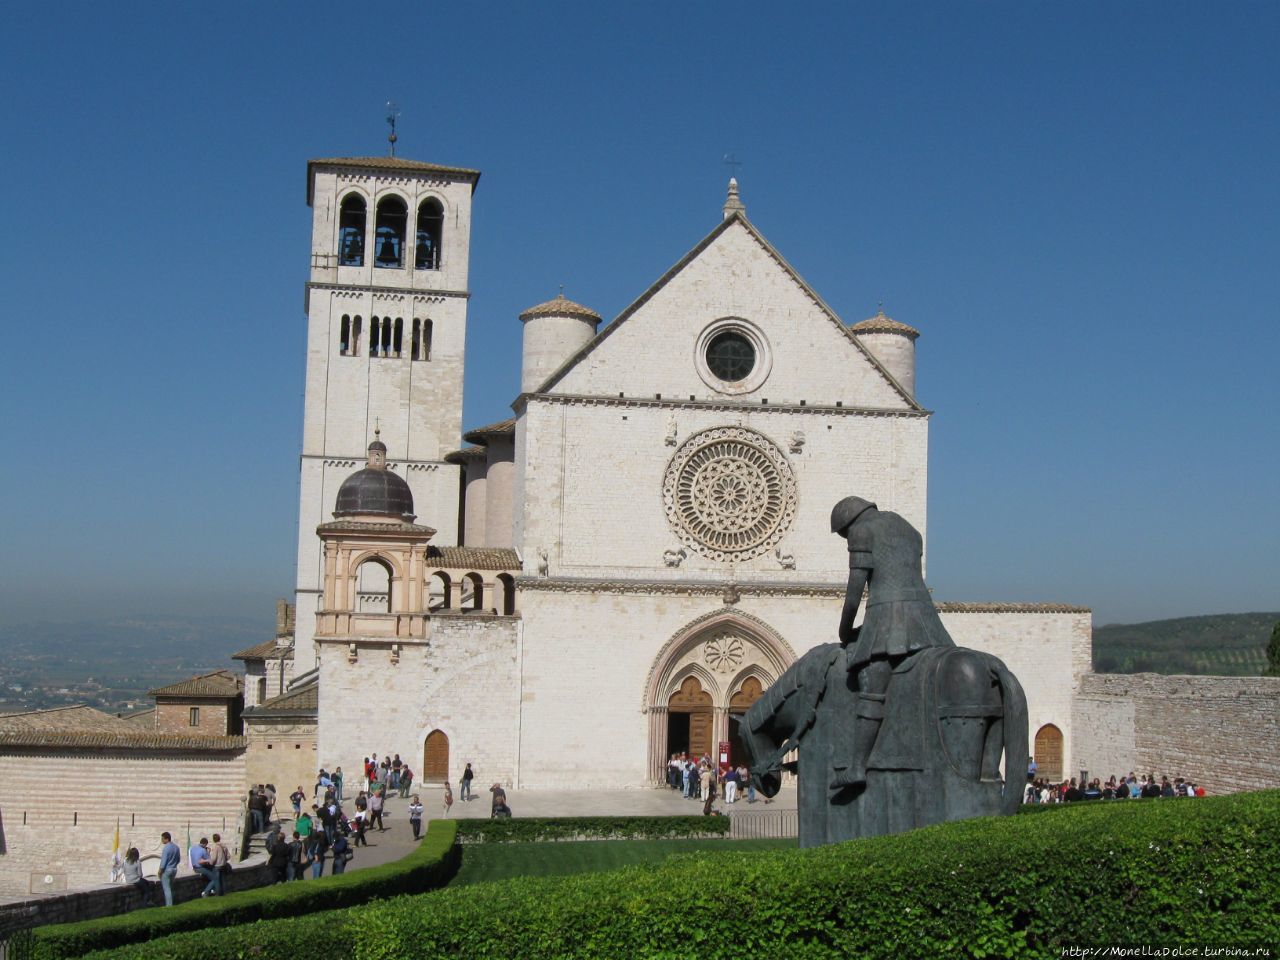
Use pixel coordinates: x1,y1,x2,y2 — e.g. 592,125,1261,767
644,610,795,782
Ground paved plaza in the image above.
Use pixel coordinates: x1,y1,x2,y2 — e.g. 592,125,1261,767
278,784,799,874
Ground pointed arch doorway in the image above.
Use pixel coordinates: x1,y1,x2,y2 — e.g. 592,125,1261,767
666,676,713,759
644,610,795,782
423,729,449,783
727,675,766,767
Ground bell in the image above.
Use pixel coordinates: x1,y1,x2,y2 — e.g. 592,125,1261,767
378,235,397,263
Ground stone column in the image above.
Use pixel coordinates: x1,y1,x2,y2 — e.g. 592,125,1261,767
648,707,669,783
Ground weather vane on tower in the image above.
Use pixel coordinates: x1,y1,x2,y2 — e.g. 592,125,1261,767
386,101,400,157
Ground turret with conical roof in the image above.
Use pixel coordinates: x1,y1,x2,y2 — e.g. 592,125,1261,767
850,308,919,398
519,290,602,393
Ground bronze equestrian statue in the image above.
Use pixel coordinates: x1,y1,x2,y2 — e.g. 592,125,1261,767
741,497,1028,847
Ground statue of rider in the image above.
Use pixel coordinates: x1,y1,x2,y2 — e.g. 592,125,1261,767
829,496,956,789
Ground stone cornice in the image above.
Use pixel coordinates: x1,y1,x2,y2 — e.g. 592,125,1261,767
512,392,931,418
514,577,1089,614
515,576,844,599
307,281,471,300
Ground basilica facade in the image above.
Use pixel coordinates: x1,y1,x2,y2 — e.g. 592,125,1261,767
242,155,1090,790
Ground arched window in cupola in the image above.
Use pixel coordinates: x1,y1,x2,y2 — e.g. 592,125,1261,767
374,196,407,268
338,194,366,266
415,198,444,270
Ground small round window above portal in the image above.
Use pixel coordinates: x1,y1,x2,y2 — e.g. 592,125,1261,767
695,318,772,395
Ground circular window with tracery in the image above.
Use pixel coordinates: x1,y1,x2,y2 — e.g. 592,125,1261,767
663,427,797,561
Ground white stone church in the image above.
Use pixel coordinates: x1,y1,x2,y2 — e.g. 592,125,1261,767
239,155,1091,790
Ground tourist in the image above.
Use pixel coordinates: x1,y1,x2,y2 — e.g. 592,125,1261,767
399,765,414,798
700,765,716,815
331,831,351,874
409,794,425,839
1027,756,1038,781
333,766,345,803
351,810,368,847
391,754,403,790
1141,776,1161,799
248,788,266,833
681,759,692,798
263,784,277,822
209,832,229,895
190,837,217,898
158,832,180,906
290,785,306,819
443,781,454,818
461,762,475,801
267,830,289,883
308,829,329,878
368,788,385,831
122,847,152,907
739,764,756,803
723,765,739,803
288,831,309,880
490,783,512,818
296,808,313,839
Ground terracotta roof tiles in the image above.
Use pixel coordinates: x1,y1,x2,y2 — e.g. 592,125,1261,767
426,546,520,571
0,731,245,751
462,419,516,445
148,670,243,699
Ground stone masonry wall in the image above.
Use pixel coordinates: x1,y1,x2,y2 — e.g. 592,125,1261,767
1074,673,1280,794
0,749,246,896
0,851,272,943
154,700,230,736
317,614,519,789
245,717,318,797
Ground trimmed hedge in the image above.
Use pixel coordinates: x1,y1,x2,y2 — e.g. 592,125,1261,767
77,791,1280,959
28,820,458,960
454,815,731,844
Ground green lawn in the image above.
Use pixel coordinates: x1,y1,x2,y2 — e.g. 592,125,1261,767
450,837,793,886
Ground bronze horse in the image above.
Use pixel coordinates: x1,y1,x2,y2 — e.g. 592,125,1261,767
741,639,1028,846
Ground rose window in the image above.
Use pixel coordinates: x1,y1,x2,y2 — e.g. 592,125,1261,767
703,634,745,672
663,427,797,561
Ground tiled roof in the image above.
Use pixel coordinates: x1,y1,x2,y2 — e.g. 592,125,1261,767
308,156,480,177
0,704,134,734
850,310,920,338
231,638,295,661
246,684,319,718
935,601,1092,614
0,731,245,751
316,519,437,536
120,708,156,728
519,293,602,323
462,418,516,445
426,546,521,571
444,446,487,464
148,670,243,699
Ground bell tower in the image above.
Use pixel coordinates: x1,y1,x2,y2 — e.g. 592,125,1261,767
294,155,480,659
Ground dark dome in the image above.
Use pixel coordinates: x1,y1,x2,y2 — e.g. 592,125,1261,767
334,467,415,520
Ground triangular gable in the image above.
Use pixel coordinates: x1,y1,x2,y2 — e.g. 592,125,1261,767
530,212,923,411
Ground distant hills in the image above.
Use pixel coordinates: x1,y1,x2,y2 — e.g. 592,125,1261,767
0,614,272,713
1092,612,1280,676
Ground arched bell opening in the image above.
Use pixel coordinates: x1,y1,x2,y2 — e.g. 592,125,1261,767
415,198,443,270
374,196,407,268
338,194,366,266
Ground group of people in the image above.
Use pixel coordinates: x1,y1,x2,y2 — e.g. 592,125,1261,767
363,754,417,797
666,754,764,814
124,831,233,907
1024,768,1207,803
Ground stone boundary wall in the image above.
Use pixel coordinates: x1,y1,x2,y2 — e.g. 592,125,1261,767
1074,672,1280,794
0,851,272,943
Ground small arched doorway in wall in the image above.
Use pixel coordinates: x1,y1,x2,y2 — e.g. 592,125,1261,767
423,729,449,783
666,676,713,759
727,676,766,767
1034,724,1064,782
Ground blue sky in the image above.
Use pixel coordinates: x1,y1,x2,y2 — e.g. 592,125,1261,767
1,2,1277,628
